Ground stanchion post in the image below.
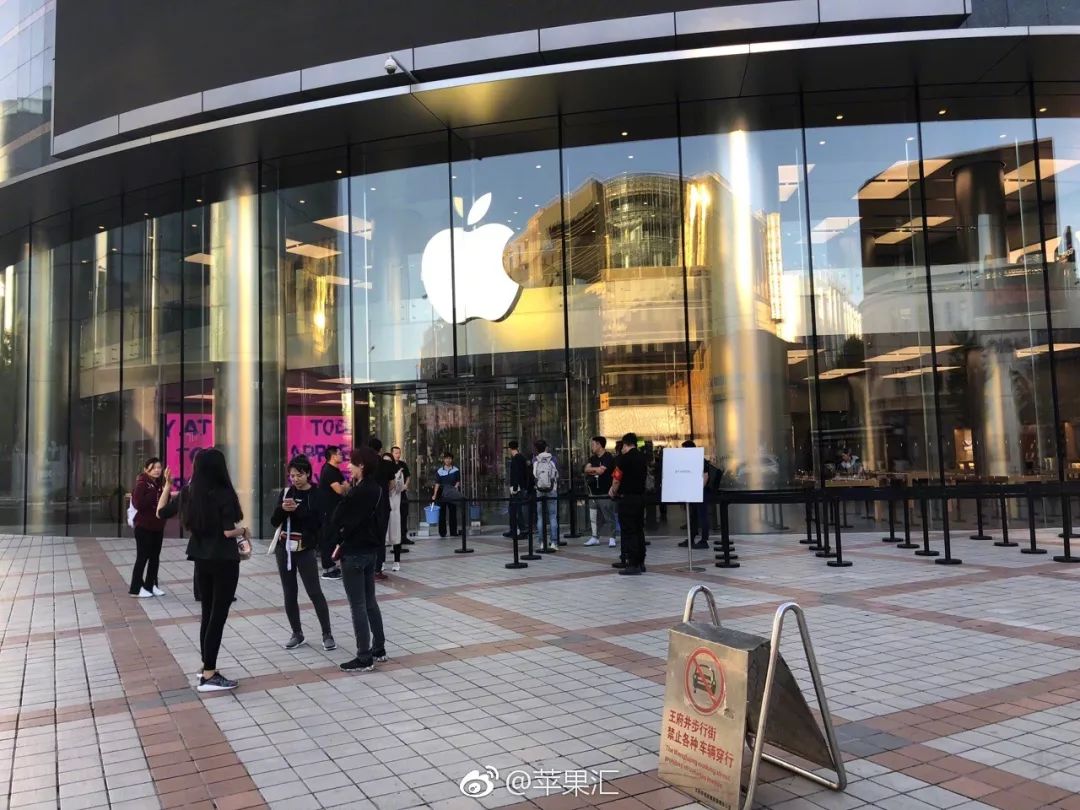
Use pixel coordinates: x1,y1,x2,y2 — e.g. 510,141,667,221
971,490,991,540
802,498,815,545
897,486,917,549
714,497,739,569
564,489,581,540
522,500,541,561
827,496,852,567
995,493,1017,548
1022,483,1047,556
1060,491,1074,540
882,480,899,542
914,492,939,557
505,496,528,569
936,490,961,565
455,499,474,554
816,497,837,559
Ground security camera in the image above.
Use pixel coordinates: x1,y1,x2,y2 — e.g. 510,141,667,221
384,56,398,75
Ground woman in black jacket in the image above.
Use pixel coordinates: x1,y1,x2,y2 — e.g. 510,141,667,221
157,447,249,693
271,454,335,652
330,446,388,672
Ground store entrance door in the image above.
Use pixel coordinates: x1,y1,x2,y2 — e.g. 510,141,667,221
354,378,568,530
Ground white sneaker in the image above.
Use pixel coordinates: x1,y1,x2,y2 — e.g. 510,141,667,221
608,538,618,548
584,537,600,546
152,586,165,597
135,588,153,598
391,562,400,572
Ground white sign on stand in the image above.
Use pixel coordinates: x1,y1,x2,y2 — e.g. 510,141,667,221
663,446,706,573
662,447,705,504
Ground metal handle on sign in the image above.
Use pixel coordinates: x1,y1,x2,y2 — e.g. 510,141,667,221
682,585,721,626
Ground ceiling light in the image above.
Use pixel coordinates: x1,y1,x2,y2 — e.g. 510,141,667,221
856,159,950,200
184,253,213,266
143,212,149,217
621,131,628,137
314,215,374,239
191,224,198,228
778,164,814,202
938,109,947,116
298,199,305,204
835,114,844,121
865,345,960,363
286,387,338,395
1039,107,1048,113
196,198,203,203
336,169,343,175
907,136,915,142
535,164,542,169
184,393,214,400
1004,158,1080,193
805,368,866,381
627,155,634,160
98,225,104,230
1000,134,1007,139
873,216,953,245
285,241,342,260
811,216,860,242
818,140,826,146
882,366,959,380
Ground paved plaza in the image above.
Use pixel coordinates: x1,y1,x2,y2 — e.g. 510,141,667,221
3,519,1080,810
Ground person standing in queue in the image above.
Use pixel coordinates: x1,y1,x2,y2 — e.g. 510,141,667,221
504,441,529,540
391,446,413,547
156,447,250,691
382,452,405,572
678,440,712,550
609,433,648,576
583,437,617,549
318,446,349,580
129,457,168,598
270,454,336,652
433,452,462,538
367,438,395,580
330,446,388,672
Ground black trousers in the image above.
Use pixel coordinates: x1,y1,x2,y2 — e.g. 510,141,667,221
438,502,459,536
318,522,337,570
195,558,239,671
129,527,164,594
375,508,389,571
341,551,385,660
618,495,647,567
508,491,526,537
276,546,332,636
689,499,711,542
400,494,409,539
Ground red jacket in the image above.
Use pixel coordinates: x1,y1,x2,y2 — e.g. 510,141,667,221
132,473,166,531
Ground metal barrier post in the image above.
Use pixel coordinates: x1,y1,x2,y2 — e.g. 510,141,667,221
971,493,991,540
564,490,582,540
802,499,815,545
897,486,917,549
505,496,528,569
882,484,898,543
995,493,1017,547
1022,483,1047,556
715,498,739,569
816,497,837,559
935,497,961,565
914,493,939,557
827,498,852,568
522,505,541,561
455,500,474,554
1059,494,1074,540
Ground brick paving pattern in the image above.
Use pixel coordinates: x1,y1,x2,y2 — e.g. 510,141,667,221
2,519,1080,809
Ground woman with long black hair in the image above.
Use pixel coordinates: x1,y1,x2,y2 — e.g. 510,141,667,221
129,457,168,598
157,447,249,692
330,446,389,672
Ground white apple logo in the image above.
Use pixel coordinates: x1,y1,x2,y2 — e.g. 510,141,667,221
421,192,521,323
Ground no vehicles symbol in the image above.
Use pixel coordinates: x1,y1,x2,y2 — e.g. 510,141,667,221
684,647,727,715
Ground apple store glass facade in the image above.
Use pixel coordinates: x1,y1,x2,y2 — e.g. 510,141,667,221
5,81,1080,537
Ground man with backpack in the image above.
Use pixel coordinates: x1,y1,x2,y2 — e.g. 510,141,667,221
532,440,559,549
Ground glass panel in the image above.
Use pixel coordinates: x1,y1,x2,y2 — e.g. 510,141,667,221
563,104,688,507
804,89,938,493
69,201,122,536
450,118,566,379
0,228,27,532
26,213,70,534
1033,86,1080,485
120,183,183,537
680,95,817,507
272,149,353,501
921,86,1053,500
351,134,452,384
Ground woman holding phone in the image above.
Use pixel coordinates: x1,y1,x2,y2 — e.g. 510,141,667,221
129,457,169,598
330,446,389,672
271,454,335,652
157,447,249,692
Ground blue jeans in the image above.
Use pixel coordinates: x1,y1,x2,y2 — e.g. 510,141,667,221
341,551,385,660
536,494,558,543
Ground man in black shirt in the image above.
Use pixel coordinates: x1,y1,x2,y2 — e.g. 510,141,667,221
318,446,349,579
610,432,648,575
505,441,529,539
392,446,413,546
584,436,617,548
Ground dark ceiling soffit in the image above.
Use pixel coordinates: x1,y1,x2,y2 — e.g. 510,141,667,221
0,27,1058,238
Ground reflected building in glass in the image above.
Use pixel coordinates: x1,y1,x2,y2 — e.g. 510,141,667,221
3,2,1080,538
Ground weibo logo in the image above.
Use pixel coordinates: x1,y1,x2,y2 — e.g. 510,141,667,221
420,193,522,324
